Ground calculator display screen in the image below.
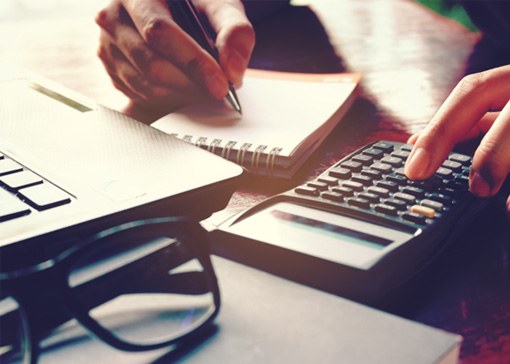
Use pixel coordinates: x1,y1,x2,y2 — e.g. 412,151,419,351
227,202,414,269
271,210,393,248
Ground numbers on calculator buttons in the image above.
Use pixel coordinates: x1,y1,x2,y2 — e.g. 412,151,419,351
317,176,338,186
307,181,329,191
374,204,398,216
329,167,351,179
449,153,471,165
351,174,373,185
289,141,475,229
321,191,344,202
371,162,392,174
341,161,363,173
352,154,373,165
410,205,436,218
380,156,403,167
295,186,320,197
347,197,371,209
362,148,385,158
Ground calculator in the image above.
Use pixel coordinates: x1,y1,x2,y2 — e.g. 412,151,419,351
210,140,505,304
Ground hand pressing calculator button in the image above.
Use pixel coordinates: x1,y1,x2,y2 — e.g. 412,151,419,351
211,141,508,305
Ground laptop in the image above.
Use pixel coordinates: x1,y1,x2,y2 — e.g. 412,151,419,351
0,62,244,271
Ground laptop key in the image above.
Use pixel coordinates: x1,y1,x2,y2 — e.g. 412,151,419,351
18,182,71,210
0,158,23,176
0,170,43,190
0,189,31,221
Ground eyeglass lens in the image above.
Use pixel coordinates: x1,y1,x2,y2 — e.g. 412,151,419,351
0,294,31,364
66,233,216,346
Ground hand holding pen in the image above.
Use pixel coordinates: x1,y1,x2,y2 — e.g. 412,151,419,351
95,0,255,113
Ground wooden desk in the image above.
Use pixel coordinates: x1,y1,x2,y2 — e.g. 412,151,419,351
1,1,508,362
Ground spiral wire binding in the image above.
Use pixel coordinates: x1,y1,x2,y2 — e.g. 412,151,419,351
175,135,282,173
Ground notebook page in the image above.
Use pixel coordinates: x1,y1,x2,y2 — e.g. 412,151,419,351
152,70,359,158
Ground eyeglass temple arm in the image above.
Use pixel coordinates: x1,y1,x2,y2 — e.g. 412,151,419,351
70,243,212,311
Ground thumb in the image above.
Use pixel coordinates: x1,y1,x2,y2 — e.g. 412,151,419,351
197,0,255,87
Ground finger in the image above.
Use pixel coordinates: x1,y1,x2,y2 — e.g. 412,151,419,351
407,134,419,144
99,32,206,109
97,1,199,93
459,112,499,141
197,0,255,87
405,65,510,180
469,100,510,197
122,0,229,99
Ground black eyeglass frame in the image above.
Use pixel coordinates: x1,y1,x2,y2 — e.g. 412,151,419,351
0,216,221,363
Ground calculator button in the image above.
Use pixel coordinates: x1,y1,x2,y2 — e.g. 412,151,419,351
317,176,338,186
391,150,410,159
332,186,354,196
375,180,399,192
393,192,416,204
374,204,398,216
401,186,425,199
363,148,384,158
442,160,462,172
358,192,380,203
341,180,364,192
352,154,373,165
400,144,413,151
367,186,390,198
384,198,407,210
347,197,371,209
435,167,453,179
361,169,382,179
351,174,373,185
446,180,466,191
372,142,394,153
428,193,452,205
386,173,407,185
371,162,392,174
307,181,329,191
380,156,403,167
420,175,443,190
420,199,444,212
449,153,471,164
18,183,71,210
440,187,461,199
394,167,407,176
410,205,436,218
329,167,351,180
401,212,427,225
0,159,23,176
295,186,320,197
341,161,363,173
455,175,469,185
321,191,344,203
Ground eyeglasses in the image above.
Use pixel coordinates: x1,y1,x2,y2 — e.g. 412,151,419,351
0,216,220,364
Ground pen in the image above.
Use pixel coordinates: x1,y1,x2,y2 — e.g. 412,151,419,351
168,0,242,114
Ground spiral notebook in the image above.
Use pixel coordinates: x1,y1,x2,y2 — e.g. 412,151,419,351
152,69,360,178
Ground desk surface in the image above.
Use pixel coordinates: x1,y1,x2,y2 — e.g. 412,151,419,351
1,1,509,362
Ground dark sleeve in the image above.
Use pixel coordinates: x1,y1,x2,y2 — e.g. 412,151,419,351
243,0,291,23
461,0,510,48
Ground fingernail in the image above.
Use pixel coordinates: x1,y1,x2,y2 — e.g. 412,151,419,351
205,74,228,99
469,170,491,197
405,147,430,179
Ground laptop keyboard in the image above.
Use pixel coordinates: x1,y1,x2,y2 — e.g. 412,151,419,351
0,151,72,222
